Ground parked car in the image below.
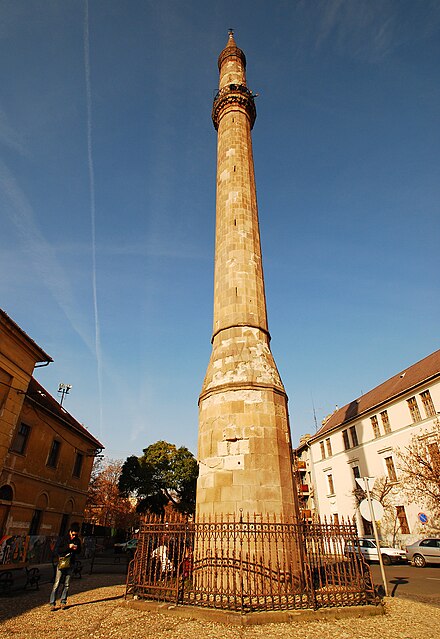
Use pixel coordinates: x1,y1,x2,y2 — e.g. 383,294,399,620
346,537,406,565
114,538,138,556
405,538,440,567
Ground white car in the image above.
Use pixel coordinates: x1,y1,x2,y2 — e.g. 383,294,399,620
347,537,406,565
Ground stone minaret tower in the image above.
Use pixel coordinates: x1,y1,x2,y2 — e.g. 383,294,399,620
197,32,298,521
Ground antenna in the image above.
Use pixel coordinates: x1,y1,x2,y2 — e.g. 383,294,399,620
58,383,72,406
311,395,318,432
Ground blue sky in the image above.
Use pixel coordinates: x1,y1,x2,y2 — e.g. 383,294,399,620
1,1,439,460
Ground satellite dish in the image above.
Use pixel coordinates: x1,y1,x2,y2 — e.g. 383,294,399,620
359,498,384,522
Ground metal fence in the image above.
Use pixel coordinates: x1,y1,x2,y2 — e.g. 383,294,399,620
126,513,377,612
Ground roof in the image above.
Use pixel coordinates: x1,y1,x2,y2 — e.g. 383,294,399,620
311,349,440,441
0,308,52,363
26,377,104,450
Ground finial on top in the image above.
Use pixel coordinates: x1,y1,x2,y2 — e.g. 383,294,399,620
227,28,236,46
218,29,246,71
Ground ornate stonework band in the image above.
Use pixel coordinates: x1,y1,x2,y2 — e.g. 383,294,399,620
212,83,257,130
217,45,246,71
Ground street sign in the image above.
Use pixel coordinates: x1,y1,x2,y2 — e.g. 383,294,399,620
359,498,384,521
418,512,428,524
355,477,375,492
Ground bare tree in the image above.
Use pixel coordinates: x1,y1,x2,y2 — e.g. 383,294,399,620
352,476,401,543
396,422,440,532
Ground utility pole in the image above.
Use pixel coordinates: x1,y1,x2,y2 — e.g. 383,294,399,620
356,476,388,597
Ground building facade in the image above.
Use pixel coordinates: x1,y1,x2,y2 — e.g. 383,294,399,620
301,350,440,545
0,309,103,538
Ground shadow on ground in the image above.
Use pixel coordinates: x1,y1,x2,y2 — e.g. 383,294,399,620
0,572,126,622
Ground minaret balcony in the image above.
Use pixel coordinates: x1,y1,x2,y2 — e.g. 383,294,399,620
212,84,256,130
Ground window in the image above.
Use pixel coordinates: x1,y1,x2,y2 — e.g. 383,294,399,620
72,452,84,478
370,415,380,438
396,506,410,534
385,456,398,482
0,485,13,501
10,423,31,455
360,539,375,548
0,367,12,412
327,474,335,495
380,410,391,434
320,441,326,460
333,513,339,525
29,509,42,535
352,466,361,479
326,438,332,457
342,430,350,450
349,425,359,447
407,396,421,423
47,440,61,468
420,390,436,418
420,539,440,548
59,514,69,536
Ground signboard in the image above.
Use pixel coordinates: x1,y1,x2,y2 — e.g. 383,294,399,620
359,498,384,522
355,477,375,492
418,512,428,524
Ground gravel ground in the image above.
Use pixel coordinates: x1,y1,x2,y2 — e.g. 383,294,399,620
1,573,440,639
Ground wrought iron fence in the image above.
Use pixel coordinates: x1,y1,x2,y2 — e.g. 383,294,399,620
126,513,377,613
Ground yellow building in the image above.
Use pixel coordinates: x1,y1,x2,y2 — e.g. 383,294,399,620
0,309,103,537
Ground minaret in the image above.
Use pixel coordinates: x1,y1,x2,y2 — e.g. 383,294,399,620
197,32,298,520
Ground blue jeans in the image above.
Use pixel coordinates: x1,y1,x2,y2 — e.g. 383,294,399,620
50,567,72,605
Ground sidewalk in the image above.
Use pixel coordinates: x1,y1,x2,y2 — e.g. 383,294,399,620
2,553,128,593
1,572,440,639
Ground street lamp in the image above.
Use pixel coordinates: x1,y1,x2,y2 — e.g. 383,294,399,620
58,383,72,406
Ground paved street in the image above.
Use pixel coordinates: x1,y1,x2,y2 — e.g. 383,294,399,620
370,563,440,606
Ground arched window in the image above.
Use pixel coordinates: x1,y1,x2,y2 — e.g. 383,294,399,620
0,485,13,501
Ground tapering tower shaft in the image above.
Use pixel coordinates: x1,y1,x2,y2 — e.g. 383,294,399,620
196,33,298,520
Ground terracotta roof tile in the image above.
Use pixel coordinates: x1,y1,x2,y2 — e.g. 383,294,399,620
26,377,104,449
311,349,440,441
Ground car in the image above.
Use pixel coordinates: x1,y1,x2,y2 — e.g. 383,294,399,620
114,538,138,555
405,538,440,567
346,537,406,565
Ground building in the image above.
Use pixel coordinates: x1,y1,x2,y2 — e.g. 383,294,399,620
196,31,298,520
293,434,315,521
303,349,440,544
0,309,103,538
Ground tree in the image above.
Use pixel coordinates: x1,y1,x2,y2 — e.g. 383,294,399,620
118,441,199,515
396,423,440,532
352,476,401,543
84,458,138,529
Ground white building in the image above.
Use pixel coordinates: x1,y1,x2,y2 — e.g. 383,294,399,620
303,349,440,546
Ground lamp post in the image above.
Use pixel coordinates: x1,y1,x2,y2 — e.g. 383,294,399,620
58,383,72,406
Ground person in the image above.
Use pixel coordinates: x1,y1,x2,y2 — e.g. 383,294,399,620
49,523,82,610
152,543,172,577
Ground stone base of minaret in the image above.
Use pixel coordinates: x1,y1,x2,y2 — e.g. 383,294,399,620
196,326,297,521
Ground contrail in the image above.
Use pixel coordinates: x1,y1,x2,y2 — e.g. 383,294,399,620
84,0,103,438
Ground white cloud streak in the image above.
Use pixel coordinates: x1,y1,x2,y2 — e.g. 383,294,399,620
306,0,440,63
84,0,103,438
0,158,94,352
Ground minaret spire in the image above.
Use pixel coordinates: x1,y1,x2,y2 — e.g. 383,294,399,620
196,34,298,521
